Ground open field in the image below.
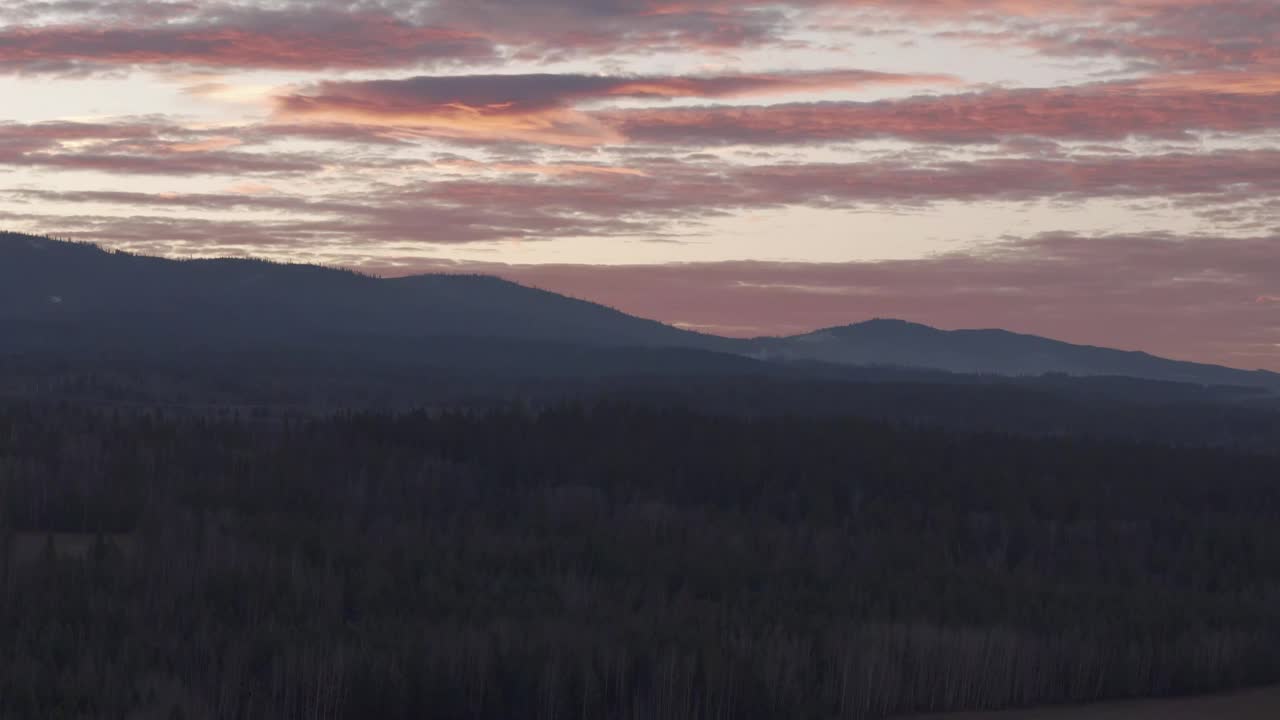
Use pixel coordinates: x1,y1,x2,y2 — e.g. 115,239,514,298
900,686,1280,719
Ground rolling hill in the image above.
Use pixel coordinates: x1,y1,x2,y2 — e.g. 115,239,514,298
751,318,1280,391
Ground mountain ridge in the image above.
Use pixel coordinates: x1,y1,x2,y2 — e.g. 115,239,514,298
2,231,1276,391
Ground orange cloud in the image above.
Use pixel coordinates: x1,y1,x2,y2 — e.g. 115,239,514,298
170,136,242,153
434,158,650,178
1137,72,1280,95
226,182,282,195
274,70,955,146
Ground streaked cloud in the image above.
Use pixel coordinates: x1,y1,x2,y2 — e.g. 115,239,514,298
0,120,326,175
275,70,953,146
0,8,492,74
603,82,1280,146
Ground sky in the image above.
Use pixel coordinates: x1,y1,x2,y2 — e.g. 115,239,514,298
0,0,1277,370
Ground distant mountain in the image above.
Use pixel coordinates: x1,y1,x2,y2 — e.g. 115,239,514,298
749,318,1280,392
2,232,1276,393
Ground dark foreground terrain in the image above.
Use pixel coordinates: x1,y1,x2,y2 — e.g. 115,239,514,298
3,401,1280,719
904,685,1280,719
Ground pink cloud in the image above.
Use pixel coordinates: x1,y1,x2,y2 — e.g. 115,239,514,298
0,9,493,73
1022,0,1280,74
603,82,1280,146
1,0,1275,78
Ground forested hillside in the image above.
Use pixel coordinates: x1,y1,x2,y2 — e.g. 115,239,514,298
0,232,724,353
3,357,1278,453
3,402,1279,719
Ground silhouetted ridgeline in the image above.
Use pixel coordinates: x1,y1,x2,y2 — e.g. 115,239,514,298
0,231,728,353
3,403,1280,718
3,232,1277,392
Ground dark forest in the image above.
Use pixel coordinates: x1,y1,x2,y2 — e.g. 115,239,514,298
3,400,1280,719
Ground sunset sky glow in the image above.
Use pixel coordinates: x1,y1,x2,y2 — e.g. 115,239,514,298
1,0,1277,368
